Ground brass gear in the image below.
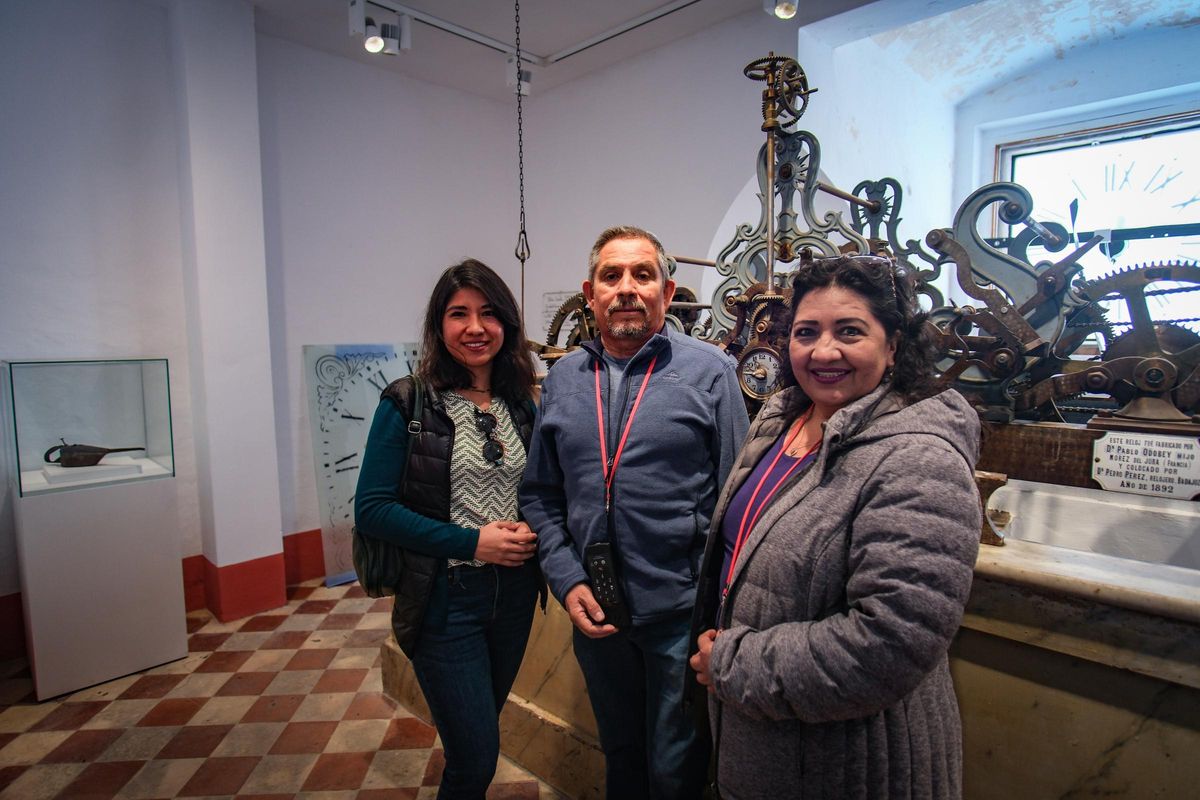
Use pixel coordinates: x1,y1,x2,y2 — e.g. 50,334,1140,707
669,286,701,333
1080,260,1200,357
547,292,593,349
1078,260,1200,417
1054,302,1115,359
1104,323,1200,413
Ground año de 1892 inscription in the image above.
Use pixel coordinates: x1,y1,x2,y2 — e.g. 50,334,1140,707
1093,432,1200,500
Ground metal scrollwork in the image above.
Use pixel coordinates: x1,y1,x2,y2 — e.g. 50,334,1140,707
534,52,1200,434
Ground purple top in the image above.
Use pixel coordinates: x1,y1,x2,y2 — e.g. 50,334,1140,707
719,430,817,599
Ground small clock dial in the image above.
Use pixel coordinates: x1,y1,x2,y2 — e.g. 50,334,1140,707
737,345,784,401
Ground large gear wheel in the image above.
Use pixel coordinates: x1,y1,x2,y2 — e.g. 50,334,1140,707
547,293,593,350
1104,323,1200,414
1001,263,1200,420
743,55,815,128
1080,260,1200,356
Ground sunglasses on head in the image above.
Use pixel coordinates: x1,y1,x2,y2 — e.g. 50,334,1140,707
473,409,505,465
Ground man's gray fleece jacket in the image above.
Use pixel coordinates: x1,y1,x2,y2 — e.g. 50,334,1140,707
693,383,981,799
521,327,749,622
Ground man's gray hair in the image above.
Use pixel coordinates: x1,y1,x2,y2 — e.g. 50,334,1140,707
587,225,671,285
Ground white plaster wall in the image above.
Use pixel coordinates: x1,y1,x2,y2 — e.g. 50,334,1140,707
172,0,284,568
256,36,518,537
0,0,201,596
788,26,956,268
519,10,798,312
790,31,954,234
519,7,957,327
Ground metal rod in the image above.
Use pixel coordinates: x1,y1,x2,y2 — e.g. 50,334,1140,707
816,181,880,212
985,221,1200,249
1022,216,1064,249
766,130,776,292
668,301,713,309
671,254,716,268
547,0,704,63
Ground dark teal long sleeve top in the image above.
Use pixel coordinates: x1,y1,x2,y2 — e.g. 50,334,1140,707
354,399,480,560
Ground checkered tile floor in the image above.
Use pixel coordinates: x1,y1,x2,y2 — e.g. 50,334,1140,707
0,579,564,799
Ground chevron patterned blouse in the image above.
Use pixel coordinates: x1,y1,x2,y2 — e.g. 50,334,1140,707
443,391,527,568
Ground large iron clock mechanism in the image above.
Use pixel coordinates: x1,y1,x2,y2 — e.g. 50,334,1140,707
722,54,816,405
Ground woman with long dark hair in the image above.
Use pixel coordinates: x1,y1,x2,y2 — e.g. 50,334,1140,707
689,253,981,798
356,259,540,799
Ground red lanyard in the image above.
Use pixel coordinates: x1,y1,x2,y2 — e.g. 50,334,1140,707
594,354,658,512
723,408,819,597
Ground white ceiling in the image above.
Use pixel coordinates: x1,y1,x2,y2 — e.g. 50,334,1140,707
249,0,875,102
868,0,1200,102
248,0,1199,105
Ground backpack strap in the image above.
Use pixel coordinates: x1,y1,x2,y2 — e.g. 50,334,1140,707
403,376,422,470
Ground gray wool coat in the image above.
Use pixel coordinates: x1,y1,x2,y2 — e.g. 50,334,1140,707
693,384,981,799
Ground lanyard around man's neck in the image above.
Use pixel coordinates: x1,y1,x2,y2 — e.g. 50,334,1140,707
593,354,658,513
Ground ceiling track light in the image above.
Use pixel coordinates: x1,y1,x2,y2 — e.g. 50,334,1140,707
350,0,410,56
363,17,384,52
763,0,798,20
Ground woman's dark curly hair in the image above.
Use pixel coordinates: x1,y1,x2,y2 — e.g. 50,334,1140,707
418,259,535,407
785,253,939,406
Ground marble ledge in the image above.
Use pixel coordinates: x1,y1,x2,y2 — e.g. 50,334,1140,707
974,538,1200,626
965,539,1200,690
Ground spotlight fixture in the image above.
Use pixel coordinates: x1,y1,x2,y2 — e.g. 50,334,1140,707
763,0,798,20
364,17,384,53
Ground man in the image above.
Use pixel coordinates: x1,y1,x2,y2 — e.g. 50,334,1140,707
521,225,749,799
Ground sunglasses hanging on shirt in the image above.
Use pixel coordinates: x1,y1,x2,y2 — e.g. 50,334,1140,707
474,409,505,465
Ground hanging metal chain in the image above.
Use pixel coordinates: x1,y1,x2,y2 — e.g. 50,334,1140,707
513,0,531,314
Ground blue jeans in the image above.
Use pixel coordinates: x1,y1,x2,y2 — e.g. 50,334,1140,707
410,561,538,800
572,611,709,800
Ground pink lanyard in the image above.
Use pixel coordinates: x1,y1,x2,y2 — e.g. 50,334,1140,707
723,408,819,598
594,354,658,513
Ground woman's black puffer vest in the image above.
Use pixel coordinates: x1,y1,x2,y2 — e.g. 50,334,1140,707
380,376,537,656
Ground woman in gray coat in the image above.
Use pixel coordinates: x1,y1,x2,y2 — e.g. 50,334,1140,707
690,253,981,799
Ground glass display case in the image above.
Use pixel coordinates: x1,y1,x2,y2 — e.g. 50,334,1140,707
2,359,174,496
2,358,185,699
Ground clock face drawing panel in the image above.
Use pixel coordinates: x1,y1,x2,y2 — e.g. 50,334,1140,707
304,345,419,580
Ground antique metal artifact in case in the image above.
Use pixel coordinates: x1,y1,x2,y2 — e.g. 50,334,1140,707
2,359,174,495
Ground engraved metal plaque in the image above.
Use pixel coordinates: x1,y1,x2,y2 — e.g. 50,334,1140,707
1092,431,1200,500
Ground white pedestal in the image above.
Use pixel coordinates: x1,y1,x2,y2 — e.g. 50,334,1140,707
13,474,187,700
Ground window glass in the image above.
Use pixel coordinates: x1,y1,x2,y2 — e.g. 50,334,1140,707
998,117,1200,338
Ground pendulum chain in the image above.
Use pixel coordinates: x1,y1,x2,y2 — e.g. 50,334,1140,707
513,0,531,315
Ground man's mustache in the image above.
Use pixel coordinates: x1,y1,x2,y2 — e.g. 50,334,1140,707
608,300,647,314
